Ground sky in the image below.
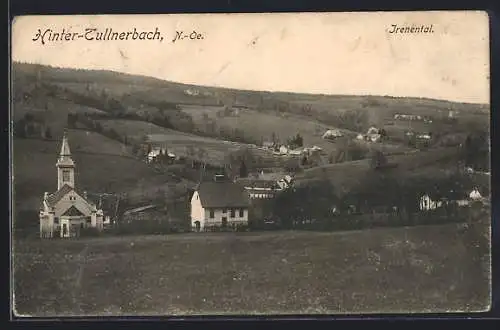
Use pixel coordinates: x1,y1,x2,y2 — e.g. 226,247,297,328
12,11,490,104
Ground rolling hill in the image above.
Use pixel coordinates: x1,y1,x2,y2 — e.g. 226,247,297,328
11,62,491,217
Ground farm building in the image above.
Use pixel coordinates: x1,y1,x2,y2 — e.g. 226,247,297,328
419,187,487,212
147,147,176,163
190,175,251,232
236,178,283,200
121,205,166,224
322,129,343,140
39,131,107,238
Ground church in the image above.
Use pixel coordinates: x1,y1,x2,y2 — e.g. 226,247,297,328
39,130,105,238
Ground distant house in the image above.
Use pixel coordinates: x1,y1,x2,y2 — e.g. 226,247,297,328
365,127,382,142
279,145,289,155
419,194,443,211
236,178,283,199
322,129,343,140
147,147,175,163
394,114,423,121
190,175,251,232
276,175,294,190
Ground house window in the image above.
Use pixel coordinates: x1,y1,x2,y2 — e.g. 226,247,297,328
230,209,235,218
209,209,214,218
222,209,227,214
62,170,71,182
239,209,244,217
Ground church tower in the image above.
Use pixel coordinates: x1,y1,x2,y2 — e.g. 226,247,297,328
56,130,75,190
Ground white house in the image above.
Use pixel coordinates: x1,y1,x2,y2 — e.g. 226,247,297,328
279,145,289,155
469,188,483,201
190,175,251,232
322,129,343,140
419,194,443,211
39,131,105,238
147,147,175,163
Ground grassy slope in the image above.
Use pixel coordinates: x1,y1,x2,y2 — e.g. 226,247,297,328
295,147,462,194
13,130,181,212
97,119,285,167
13,222,490,316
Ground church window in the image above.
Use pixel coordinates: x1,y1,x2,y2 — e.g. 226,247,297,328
62,170,71,182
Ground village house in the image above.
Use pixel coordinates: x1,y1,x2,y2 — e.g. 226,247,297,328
418,187,487,212
322,129,343,140
190,175,251,232
147,147,176,163
365,127,382,142
39,131,106,238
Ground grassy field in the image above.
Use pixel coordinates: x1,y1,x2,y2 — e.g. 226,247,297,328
180,105,352,149
13,222,490,316
96,119,285,167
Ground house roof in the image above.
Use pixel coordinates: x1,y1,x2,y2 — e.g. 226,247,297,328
123,205,157,215
197,181,251,208
236,178,280,189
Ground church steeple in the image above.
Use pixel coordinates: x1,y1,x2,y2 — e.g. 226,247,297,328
56,130,75,190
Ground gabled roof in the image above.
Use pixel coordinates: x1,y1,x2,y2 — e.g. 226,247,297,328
45,184,74,206
45,184,97,208
61,205,86,217
197,181,251,208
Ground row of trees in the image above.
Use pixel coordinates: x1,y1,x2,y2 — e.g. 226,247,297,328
271,170,476,230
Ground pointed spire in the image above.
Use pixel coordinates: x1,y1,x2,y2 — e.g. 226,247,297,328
60,129,71,157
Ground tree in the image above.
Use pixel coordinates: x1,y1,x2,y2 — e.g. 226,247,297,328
370,150,388,170
239,160,248,178
301,155,309,166
45,126,52,140
26,123,35,136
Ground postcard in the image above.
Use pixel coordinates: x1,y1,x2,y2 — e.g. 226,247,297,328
10,11,491,317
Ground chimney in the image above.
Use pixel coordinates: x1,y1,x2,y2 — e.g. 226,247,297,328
44,192,49,200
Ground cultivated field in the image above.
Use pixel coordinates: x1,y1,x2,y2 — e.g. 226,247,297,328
96,119,284,167
180,105,351,150
13,222,490,316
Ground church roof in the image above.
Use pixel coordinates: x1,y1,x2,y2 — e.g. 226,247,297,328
46,184,74,206
60,130,71,156
57,130,75,167
45,184,96,208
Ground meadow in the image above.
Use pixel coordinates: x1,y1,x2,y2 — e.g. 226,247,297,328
13,222,490,316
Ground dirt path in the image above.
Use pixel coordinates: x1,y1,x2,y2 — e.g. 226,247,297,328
72,244,89,314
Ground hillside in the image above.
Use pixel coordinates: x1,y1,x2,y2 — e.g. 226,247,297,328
12,62,491,217
13,130,189,213
295,147,467,196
